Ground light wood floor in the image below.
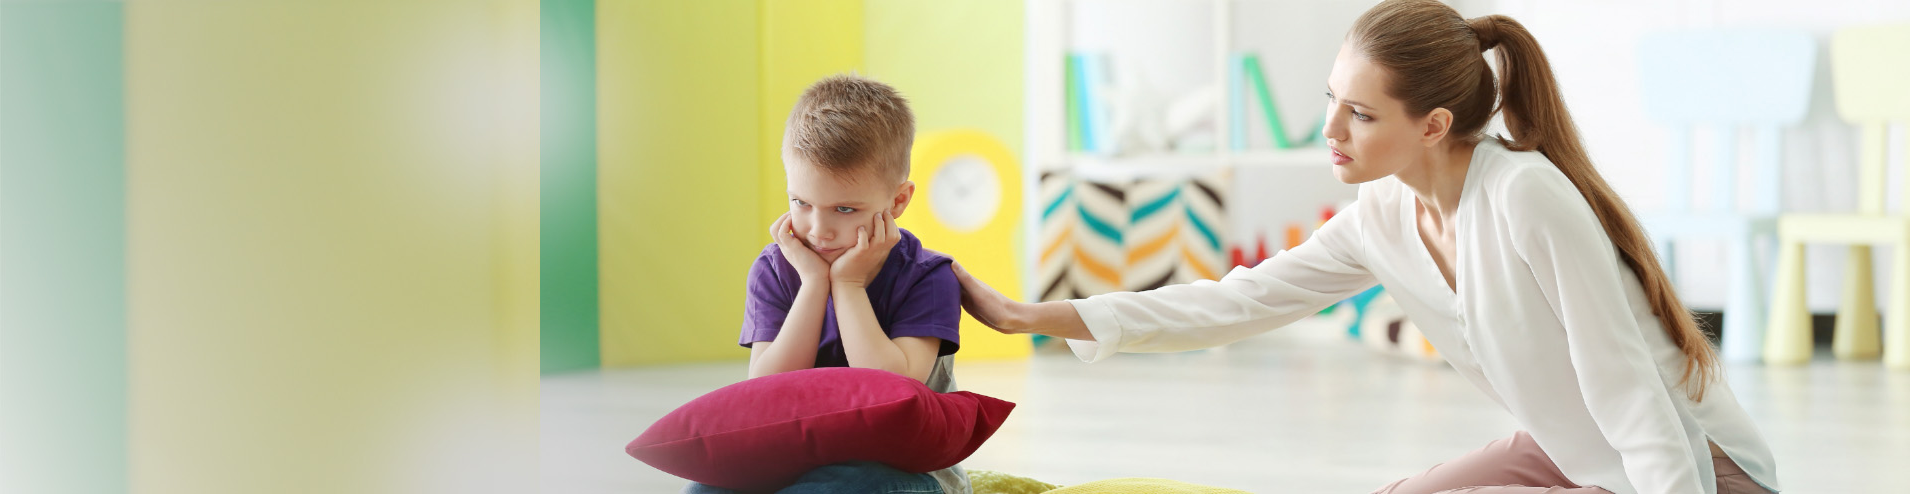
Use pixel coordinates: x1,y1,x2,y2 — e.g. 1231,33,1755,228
542,320,1906,493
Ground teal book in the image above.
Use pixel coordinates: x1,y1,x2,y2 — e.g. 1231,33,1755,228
1068,53,1105,152
1078,53,1109,153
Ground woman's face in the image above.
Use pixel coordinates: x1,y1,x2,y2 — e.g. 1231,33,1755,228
1322,43,1434,184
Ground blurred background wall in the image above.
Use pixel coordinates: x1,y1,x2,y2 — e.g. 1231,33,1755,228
4,0,538,492
2,2,128,492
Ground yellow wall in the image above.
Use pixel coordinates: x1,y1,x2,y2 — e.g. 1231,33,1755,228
867,0,1029,361
601,0,868,366
759,0,867,231
598,1,766,366
865,0,1025,155
492,0,543,440
125,1,538,491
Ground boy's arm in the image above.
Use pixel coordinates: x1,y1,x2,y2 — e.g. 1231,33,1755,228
828,210,944,384
832,285,942,383
746,213,838,379
746,282,828,379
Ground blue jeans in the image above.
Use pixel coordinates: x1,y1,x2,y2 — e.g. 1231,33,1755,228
681,462,942,494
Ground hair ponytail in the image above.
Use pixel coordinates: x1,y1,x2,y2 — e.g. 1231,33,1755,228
1354,1,1719,401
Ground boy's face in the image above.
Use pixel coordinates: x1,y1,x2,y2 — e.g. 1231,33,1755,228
783,155,914,264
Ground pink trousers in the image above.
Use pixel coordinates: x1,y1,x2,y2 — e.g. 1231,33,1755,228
1371,431,1773,494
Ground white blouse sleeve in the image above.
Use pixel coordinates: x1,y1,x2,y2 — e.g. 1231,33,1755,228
1505,167,1704,494
1064,196,1379,363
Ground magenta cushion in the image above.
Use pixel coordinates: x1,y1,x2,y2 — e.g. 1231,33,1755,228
626,367,1015,492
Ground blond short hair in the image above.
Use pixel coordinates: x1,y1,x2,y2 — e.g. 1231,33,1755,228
784,75,915,183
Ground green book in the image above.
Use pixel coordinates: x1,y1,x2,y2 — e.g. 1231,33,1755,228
1065,54,1085,152
1243,54,1292,149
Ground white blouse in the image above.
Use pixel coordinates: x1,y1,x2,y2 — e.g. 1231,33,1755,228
1063,138,1778,494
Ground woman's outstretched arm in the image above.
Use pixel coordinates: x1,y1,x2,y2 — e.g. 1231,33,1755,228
946,196,1381,363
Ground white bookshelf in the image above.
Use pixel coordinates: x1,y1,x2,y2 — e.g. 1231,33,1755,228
1020,0,1365,300
1065,147,1334,181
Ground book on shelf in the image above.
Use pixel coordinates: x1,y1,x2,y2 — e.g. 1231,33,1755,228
1066,53,1111,154
1065,54,1085,152
1241,53,1293,150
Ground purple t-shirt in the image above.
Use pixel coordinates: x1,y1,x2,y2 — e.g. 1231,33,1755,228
739,228,962,366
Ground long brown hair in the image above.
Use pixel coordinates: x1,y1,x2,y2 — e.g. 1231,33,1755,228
1348,0,1719,401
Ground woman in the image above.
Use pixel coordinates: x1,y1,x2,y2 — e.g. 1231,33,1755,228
951,1,1777,493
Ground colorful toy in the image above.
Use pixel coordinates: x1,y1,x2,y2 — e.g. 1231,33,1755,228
1354,290,1442,363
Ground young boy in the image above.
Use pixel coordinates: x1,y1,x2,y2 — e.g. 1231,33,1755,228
689,75,968,494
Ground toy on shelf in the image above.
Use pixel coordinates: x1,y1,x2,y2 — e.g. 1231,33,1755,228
1033,169,1232,352
1355,290,1442,363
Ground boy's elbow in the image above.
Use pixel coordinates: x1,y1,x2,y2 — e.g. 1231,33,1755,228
746,354,801,380
849,362,926,383
900,360,937,384
749,364,808,380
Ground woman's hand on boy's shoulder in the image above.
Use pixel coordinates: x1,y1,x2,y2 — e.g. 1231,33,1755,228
944,260,1030,335
830,209,901,289
770,212,831,285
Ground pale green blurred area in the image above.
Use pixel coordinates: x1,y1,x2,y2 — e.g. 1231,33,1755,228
2,1,539,492
1,2,129,493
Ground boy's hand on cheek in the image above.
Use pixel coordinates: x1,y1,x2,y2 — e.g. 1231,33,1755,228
830,209,899,289
771,213,831,285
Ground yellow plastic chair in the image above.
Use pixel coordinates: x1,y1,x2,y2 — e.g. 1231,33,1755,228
1765,23,1910,368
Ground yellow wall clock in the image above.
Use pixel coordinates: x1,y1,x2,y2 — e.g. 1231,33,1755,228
899,130,1029,360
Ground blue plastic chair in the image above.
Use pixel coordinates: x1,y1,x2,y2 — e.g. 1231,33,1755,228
1635,29,1815,363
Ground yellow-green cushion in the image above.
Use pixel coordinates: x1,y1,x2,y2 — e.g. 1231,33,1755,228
1040,478,1252,494
969,469,1061,494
